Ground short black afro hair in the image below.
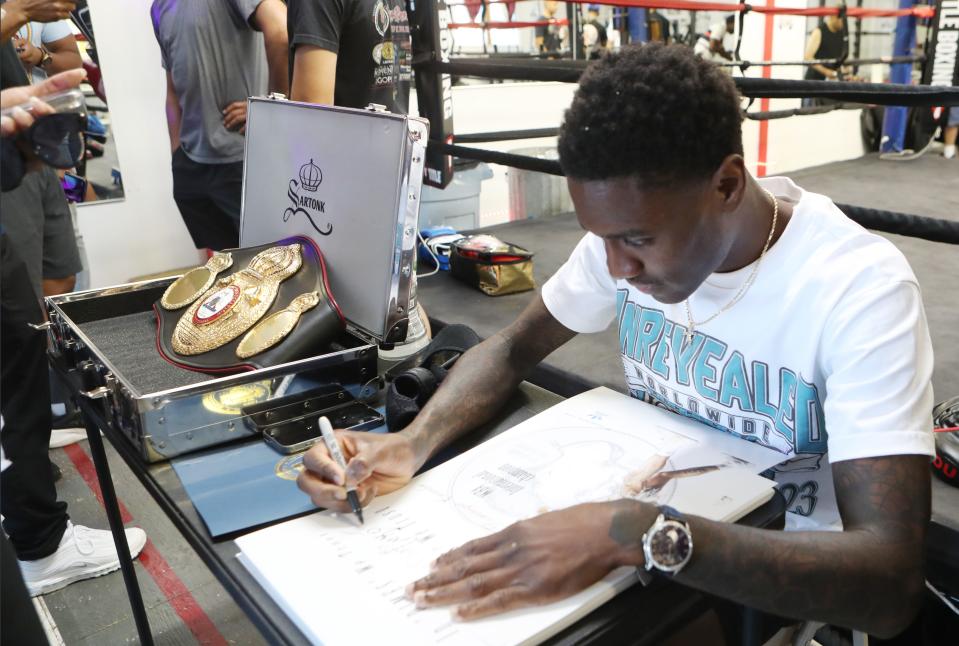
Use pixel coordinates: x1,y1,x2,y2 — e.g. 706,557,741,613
558,43,744,185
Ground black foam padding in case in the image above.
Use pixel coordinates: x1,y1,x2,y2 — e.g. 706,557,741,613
78,311,209,394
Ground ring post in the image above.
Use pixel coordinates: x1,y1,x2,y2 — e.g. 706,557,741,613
880,0,919,153
628,8,647,44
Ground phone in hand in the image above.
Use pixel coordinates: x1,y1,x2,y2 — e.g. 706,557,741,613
0,88,86,120
60,171,87,203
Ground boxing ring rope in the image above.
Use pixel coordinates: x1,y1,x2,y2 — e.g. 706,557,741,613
450,100,876,145
449,20,569,29
442,0,931,73
429,141,959,245
439,52,925,71
716,55,925,71
411,0,956,242
743,103,861,121
419,57,959,106
452,101,863,144
454,101,870,144
444,0,934,18
455,127,560,143
734,78,958,105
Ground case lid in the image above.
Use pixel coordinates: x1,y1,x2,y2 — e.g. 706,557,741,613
240,97,428,344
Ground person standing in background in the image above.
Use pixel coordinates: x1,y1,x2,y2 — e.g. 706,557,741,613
1,1,82,298
801,7,861,107
583,5,607,60
151,0,288,251
803,10,846,82
694,15,735,64
942,107,957,160
1,52,148,601
287,0,412,112
288,0,429,357
646,9,670,44
534,1,567,57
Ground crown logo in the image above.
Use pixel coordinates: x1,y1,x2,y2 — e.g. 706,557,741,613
299,159,323,192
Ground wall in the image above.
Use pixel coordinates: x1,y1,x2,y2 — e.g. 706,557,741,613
413,82,577,225
412,1,864,227
78,0,868,287
76,0,201,289
738,2,865,177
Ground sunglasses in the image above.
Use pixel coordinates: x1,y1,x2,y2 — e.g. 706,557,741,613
1,112,87,192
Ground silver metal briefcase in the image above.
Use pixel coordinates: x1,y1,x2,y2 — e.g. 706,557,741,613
45,98,429,462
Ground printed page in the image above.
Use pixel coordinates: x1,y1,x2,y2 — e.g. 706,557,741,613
236,387,780,645
238,485,640,646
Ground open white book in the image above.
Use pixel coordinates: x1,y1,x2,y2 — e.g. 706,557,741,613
236,387,784,645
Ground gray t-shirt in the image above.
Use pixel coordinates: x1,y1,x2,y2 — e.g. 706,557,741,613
151,0,268,164
0,167,82,296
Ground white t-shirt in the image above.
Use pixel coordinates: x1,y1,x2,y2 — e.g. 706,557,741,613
694,22,735,63
16,20,73,84
542,177,935,530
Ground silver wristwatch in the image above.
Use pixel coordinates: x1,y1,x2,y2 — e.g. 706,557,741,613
642,506,693,575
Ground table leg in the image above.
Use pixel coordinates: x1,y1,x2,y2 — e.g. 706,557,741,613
78,398,155,646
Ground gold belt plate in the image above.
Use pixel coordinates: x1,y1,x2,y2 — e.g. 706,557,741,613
160,252,234,310
236,291,321,359
172,244,303,356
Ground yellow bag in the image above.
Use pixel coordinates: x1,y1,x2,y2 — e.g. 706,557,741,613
449,235,535,296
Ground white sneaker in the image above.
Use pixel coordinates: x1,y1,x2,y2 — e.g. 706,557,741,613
49,428,86,449
944,145,957,159
19,522,147,597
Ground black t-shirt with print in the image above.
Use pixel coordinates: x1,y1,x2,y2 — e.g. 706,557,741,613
289,0,411,114
535,15,563,54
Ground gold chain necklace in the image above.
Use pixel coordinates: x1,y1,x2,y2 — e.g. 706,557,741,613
683,187,778,345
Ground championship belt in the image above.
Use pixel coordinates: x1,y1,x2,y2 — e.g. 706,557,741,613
154,236,345,373
160,252,234,310
172,244,303,355
236,291,321,359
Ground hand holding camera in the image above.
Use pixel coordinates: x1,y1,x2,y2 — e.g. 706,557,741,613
2,0,77,25
1,69,87,191
0,67,85,137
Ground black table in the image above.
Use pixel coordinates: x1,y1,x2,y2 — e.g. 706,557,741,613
419,213,959,586
58,356,785,646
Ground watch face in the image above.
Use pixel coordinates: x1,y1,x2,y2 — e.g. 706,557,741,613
650,521,691,568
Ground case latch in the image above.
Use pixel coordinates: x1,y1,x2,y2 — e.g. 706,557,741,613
365,103,388,113
267,92,287,101
82,386,112,400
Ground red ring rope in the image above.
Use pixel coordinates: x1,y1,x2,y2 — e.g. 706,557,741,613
449,19,569,29
445,0,934,20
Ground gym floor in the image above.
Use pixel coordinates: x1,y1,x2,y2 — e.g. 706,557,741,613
37,151,958,645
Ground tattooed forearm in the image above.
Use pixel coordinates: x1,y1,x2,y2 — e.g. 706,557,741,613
403,296,576,468
673,455,930,638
